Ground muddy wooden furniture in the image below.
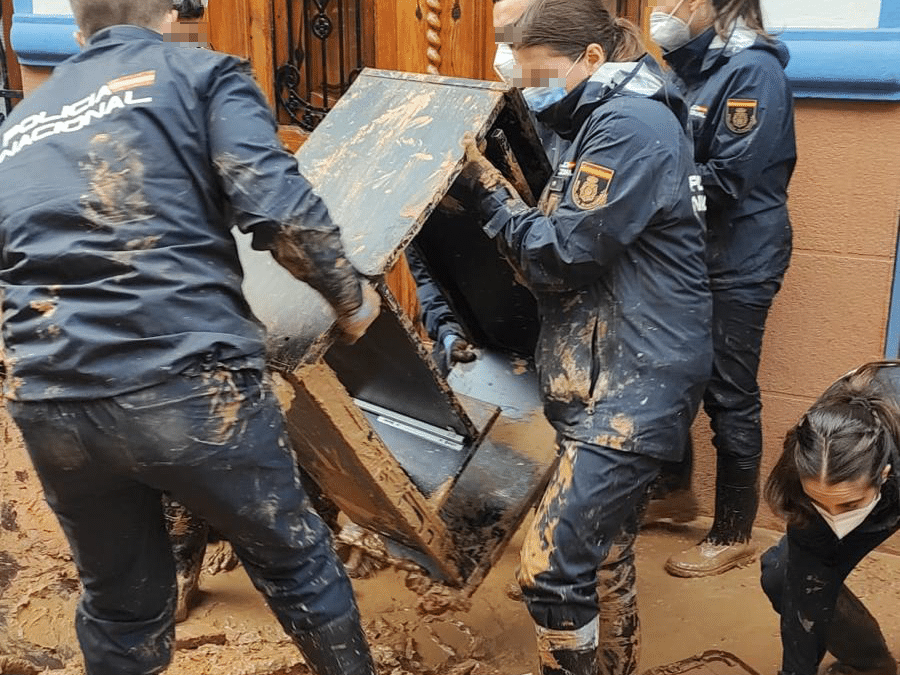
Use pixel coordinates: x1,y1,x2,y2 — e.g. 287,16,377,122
236,68,555,590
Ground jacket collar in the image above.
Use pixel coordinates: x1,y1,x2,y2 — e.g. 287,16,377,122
86,25,164,47
536,53,665,140
663,21,759,84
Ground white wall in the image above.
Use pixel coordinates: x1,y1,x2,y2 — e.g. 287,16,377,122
31,0,73,15
763,0,882,30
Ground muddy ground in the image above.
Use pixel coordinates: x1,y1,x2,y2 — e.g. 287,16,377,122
3,404,900,675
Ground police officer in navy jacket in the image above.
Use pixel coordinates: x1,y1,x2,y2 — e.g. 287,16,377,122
0,2,379,673
650,0,797,577
459,1,712,672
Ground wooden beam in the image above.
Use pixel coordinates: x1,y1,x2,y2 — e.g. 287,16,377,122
248,0,276,107
2,0,22,102
208,0,251,59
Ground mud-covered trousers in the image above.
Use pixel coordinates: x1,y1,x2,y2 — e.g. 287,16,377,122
518,437,660,634
760,523,897,675
657,282,779,541
8,363,360,675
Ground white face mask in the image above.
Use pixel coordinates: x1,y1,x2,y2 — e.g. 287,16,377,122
812,491,881,539
650,0,693,52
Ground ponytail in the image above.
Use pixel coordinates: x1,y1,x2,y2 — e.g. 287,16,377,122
610,17,646,63
710,0,773,41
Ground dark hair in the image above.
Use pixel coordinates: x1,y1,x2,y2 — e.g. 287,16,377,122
711,0,770,39
512,0,645,64
70,0,173,38
765,362,900,526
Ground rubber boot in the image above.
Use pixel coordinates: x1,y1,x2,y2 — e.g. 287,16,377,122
536,620,599,675
665,465,758,578
597,528,640,675
597,556,640,675
164,497,209,623
292,608,376,675
643,438,697,526
825,586,896,675
539,646,599,675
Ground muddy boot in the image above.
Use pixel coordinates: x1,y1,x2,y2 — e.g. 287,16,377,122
164,497,210,623
665,471,758,578
825,586,896,675
597,534,640,675
292,607,376,675
536,621,599,675
538,647,599,675
642,489,699,525
643,442,697,526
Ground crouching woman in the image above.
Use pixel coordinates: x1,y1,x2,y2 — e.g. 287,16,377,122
762,361,900,675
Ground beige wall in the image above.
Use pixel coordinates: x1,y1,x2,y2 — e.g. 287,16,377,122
692,100,900,535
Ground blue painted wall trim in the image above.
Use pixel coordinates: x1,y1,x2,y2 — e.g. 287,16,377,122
782,29,900,101
10,0,78,68
885,221,900,359
881,1,900,28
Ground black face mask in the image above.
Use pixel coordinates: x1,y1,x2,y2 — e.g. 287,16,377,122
173,0,205,20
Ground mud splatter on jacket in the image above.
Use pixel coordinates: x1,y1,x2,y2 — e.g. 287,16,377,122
663,26,796,290
0,26,360,401
471,55,713,460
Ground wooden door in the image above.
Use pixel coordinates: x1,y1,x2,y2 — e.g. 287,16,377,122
1,0,22,117
206,0,650,137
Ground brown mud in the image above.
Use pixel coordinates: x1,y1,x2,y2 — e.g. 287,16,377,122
4,403,900,675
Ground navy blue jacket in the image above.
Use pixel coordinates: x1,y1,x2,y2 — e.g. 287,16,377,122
663,26,796,290
405,246,465,347
0,26,360,400
471,56,713,460
777,363,900,675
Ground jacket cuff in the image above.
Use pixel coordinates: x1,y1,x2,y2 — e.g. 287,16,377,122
478,185,528,238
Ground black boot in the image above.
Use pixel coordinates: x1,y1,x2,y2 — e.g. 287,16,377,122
539,647,598,675
292,608,376,675
706,460,759,545
598,533,640,675
164,497,209,623
643,438,698,526
826,586,896,675
536,622,599,675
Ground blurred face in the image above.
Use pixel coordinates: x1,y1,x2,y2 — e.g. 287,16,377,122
511,43,604,92
161,11,209,46
801,466,888,516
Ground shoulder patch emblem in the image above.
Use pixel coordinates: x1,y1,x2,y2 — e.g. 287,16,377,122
571,161,615,210
725,98,758,134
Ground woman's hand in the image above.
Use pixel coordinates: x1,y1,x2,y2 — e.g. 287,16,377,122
458,132,511,193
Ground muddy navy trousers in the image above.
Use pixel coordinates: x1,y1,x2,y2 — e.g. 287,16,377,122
760,523,897,675
9,363,357,675
518,437,660,631
703,283,780,540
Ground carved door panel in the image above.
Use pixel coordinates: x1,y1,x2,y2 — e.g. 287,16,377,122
210,0,649,137
272,0,377,131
